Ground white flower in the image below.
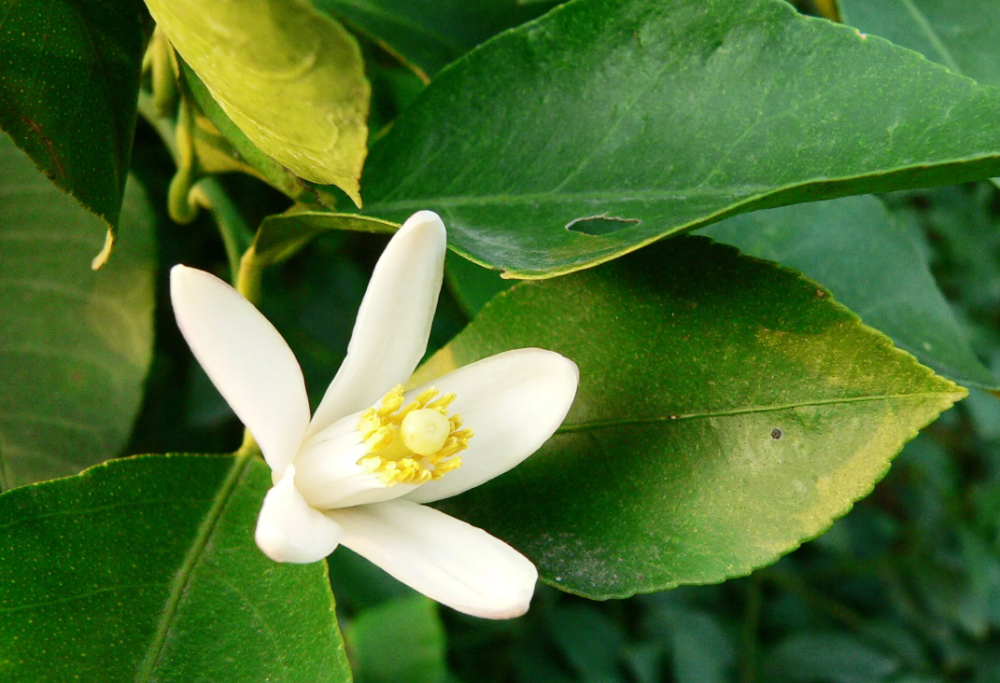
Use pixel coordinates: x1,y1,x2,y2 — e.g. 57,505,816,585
169,211,579,619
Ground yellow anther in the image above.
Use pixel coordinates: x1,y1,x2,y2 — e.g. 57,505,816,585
353,384,472,487
357,410,380,439
413,387,439,407
427,393,456,411
375,385,406,417
434,457,463,475
364,426,392,453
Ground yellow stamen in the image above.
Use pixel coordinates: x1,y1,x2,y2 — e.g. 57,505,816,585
355,384,473,486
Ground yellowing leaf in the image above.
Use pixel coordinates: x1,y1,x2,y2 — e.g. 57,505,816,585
146,0,370,205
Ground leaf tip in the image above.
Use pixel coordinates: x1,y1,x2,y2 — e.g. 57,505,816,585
91,229,116,270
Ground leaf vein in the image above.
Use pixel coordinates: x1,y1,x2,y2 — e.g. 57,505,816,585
0,583,167,614
134,454,254,682
556,391,960,433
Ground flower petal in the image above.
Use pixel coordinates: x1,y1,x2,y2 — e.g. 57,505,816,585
330,499,537,618
170,265,309,474
405,349,579,504
255,465,344,563
308,211,446,435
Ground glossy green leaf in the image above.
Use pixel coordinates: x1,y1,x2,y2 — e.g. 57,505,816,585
423,237,965,597
0,0,145,229
347,595,447,683
145,0,370,204
700,196,998,391
314,0,558,78
839,0,1000,87
0,453,351,682
0,134,155,489
362,0,1000,278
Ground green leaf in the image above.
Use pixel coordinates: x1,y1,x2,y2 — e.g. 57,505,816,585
445,251,514,317
362,0,1000,278
347,595,447,683
0,134,155,489
548,604,627,682
700,196,998,391
145,0,371,205
764,632,899,683
251,212,516,314
0,453,351,682
314,0,558,78
0,0,145,230
423,237,965,597
839,0,1000,87
647,605,734,683
254,211,396,267
176,60,336,207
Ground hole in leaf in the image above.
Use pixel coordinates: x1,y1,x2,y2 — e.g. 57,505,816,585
565,213,641,236
771,428,783,440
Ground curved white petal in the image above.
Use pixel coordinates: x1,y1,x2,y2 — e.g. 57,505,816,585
255,465,344,563
170,265,309,474
405,349,579,504
309,211,446,435
330,499,537,619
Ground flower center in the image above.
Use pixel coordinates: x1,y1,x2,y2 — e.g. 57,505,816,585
356,384,472,486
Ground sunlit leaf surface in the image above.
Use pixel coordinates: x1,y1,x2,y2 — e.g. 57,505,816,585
702,196,998,391
423,237,965,596
145,0,370,204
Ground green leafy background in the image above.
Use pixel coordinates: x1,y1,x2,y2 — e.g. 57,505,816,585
4,0,1000,681
0,134,155,490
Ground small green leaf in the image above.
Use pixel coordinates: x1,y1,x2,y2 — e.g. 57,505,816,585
0,0,145,230
363,0,1000,277
0,453,351,683
426,237,965,597
314,0,558,77
254,211,397,267
145,0,371,204
840,0,1000,87
0,134,155,489
347,595,447,683
701,196,998,391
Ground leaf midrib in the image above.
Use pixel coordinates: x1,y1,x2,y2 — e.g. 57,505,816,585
556,390,962,433
370,151,1000,212
133,453,253,682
